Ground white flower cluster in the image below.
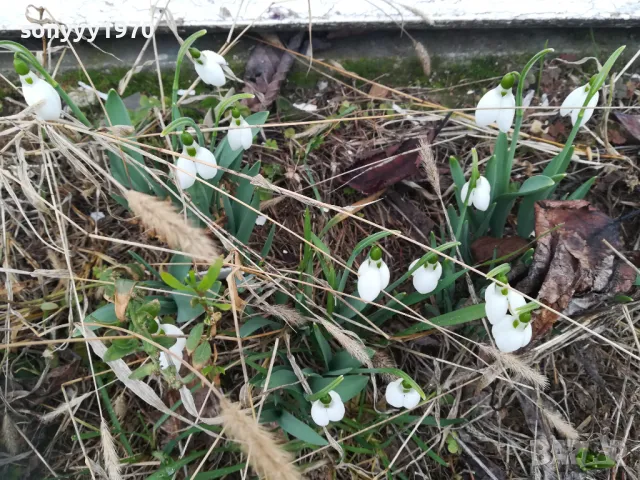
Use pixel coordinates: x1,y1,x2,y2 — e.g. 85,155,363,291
484,278,533,353
357,247,443,303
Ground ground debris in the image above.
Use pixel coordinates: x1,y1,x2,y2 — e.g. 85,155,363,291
516,200,636,338
471,236,529,264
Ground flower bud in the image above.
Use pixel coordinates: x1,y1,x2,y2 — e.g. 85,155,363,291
14,57,30,76
181,131,194,146
519,312,532,323
231,107,241,119
500,72,516,90
189,48,201,59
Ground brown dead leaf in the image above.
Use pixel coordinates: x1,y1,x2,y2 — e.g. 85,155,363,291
344,139,421,194
243,33,304,112
471,236,529,264
516,200,636,338
614,112,640,143
369,84,390,99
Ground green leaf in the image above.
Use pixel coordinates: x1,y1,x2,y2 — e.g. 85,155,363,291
232,161,262,225
395,303,487,336
86,303,118,325
222,193,236,234
313,324,333,369
192,463,247,479
446,434,459,454
160,271,190,291
261,223,277,260
192,341,211,369
197,257,223,293
276,411,328,446
328,349,366,371
104,341,138,362
240,316,280,337
186,323,204,354
496,175,555,200
129,363,157,380
235,193,260,245
411,434,448,467
40,302,59,311
260,369,303,393
568,176,596,200
310,375,369,402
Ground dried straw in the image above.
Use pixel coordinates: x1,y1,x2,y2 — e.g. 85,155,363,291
220,399,301,480
101,419,122,480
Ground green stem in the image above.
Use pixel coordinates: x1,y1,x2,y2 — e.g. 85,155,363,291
96,375,134,456
162,117,205,147
171,30,207,125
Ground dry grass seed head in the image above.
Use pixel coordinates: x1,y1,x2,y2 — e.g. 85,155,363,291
100,419,122,480
1,414,21,455
541,407,579,440
372,350,398,383
261,303,309,328
418,139,440,194
482,345,549,389
125,190,220,261
321,320,372,367
220,399,301,480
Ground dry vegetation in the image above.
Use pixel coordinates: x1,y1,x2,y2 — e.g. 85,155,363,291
1,9,640,480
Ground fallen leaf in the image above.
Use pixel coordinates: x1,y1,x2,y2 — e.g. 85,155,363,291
369,84,390,98
243,33,304,112
471,236,529,264
516,200,636,338
613,112,640,142
344,139,422,194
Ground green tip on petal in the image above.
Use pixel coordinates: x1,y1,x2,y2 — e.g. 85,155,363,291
186,146,197,156
512,319,519,329
181,131,194,146
25,77,33,85
500,72,516,89
231,107,241,119
370,246,383,261
13,57,30,76
189,48,201,59
401,379,413,390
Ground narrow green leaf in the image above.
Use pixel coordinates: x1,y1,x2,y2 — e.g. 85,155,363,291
186,323,204,354
261,223,277,259
308,375,368,402
235,193,260,245
276,411,328,446
496,175,555,200
129,363,157,380
395,303,487,336
313,324,333,369
104,343,136,362
240,316,280,337
160,271,190,291
197,256,223,293
568,176,596,200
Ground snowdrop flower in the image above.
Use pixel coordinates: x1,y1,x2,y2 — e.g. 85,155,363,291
15,58,61,121
386,379,420,409
492,312,533,353
560,77,599,128
409,257,442,294
174,132,218,189
475,73,516,133
310,391,345,427
227,108,253,152
460,175,491,211
156,322,187,370
357,246,390,302
484,280,527,325
175,155,197,189
190,48,227,87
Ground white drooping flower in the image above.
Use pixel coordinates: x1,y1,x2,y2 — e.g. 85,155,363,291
19,72,62,121
182,141,218,179
227,112,253,152
491,314,533,353
475,74,516,133
357,247,390,302
157,322,187,370
409,258,442,294
192,49,227,87
385,379,421,409
560,81,599,128
460,175,491,211
310,391,345,427
484,282,528,325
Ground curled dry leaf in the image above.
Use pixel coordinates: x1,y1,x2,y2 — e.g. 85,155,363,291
516,200,636,338
243,33,304,112
614,112,640,142
471,236,529,264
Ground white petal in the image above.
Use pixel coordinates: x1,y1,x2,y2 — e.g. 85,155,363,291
520,323,533,348
310,401,330,427
378,261,390,290
560,85,588,117
496,90,515,133
358,265,382,302
358,259,372,275
475,86,502,127
203,50,227,66
385,379,405,408
507,289,527,317
21,74,62,121
577,91,599,128
403,388,421,409
473,176,491,211
175,157,197,189
227,128,244,152
159,323,186,370
484,283,509,325
460,181,474,205
412,267,439,294
326,391,345,421
408,259,420,275
240,119,253,150
195,146,218,179
194,52,226,87
492,316,523,353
